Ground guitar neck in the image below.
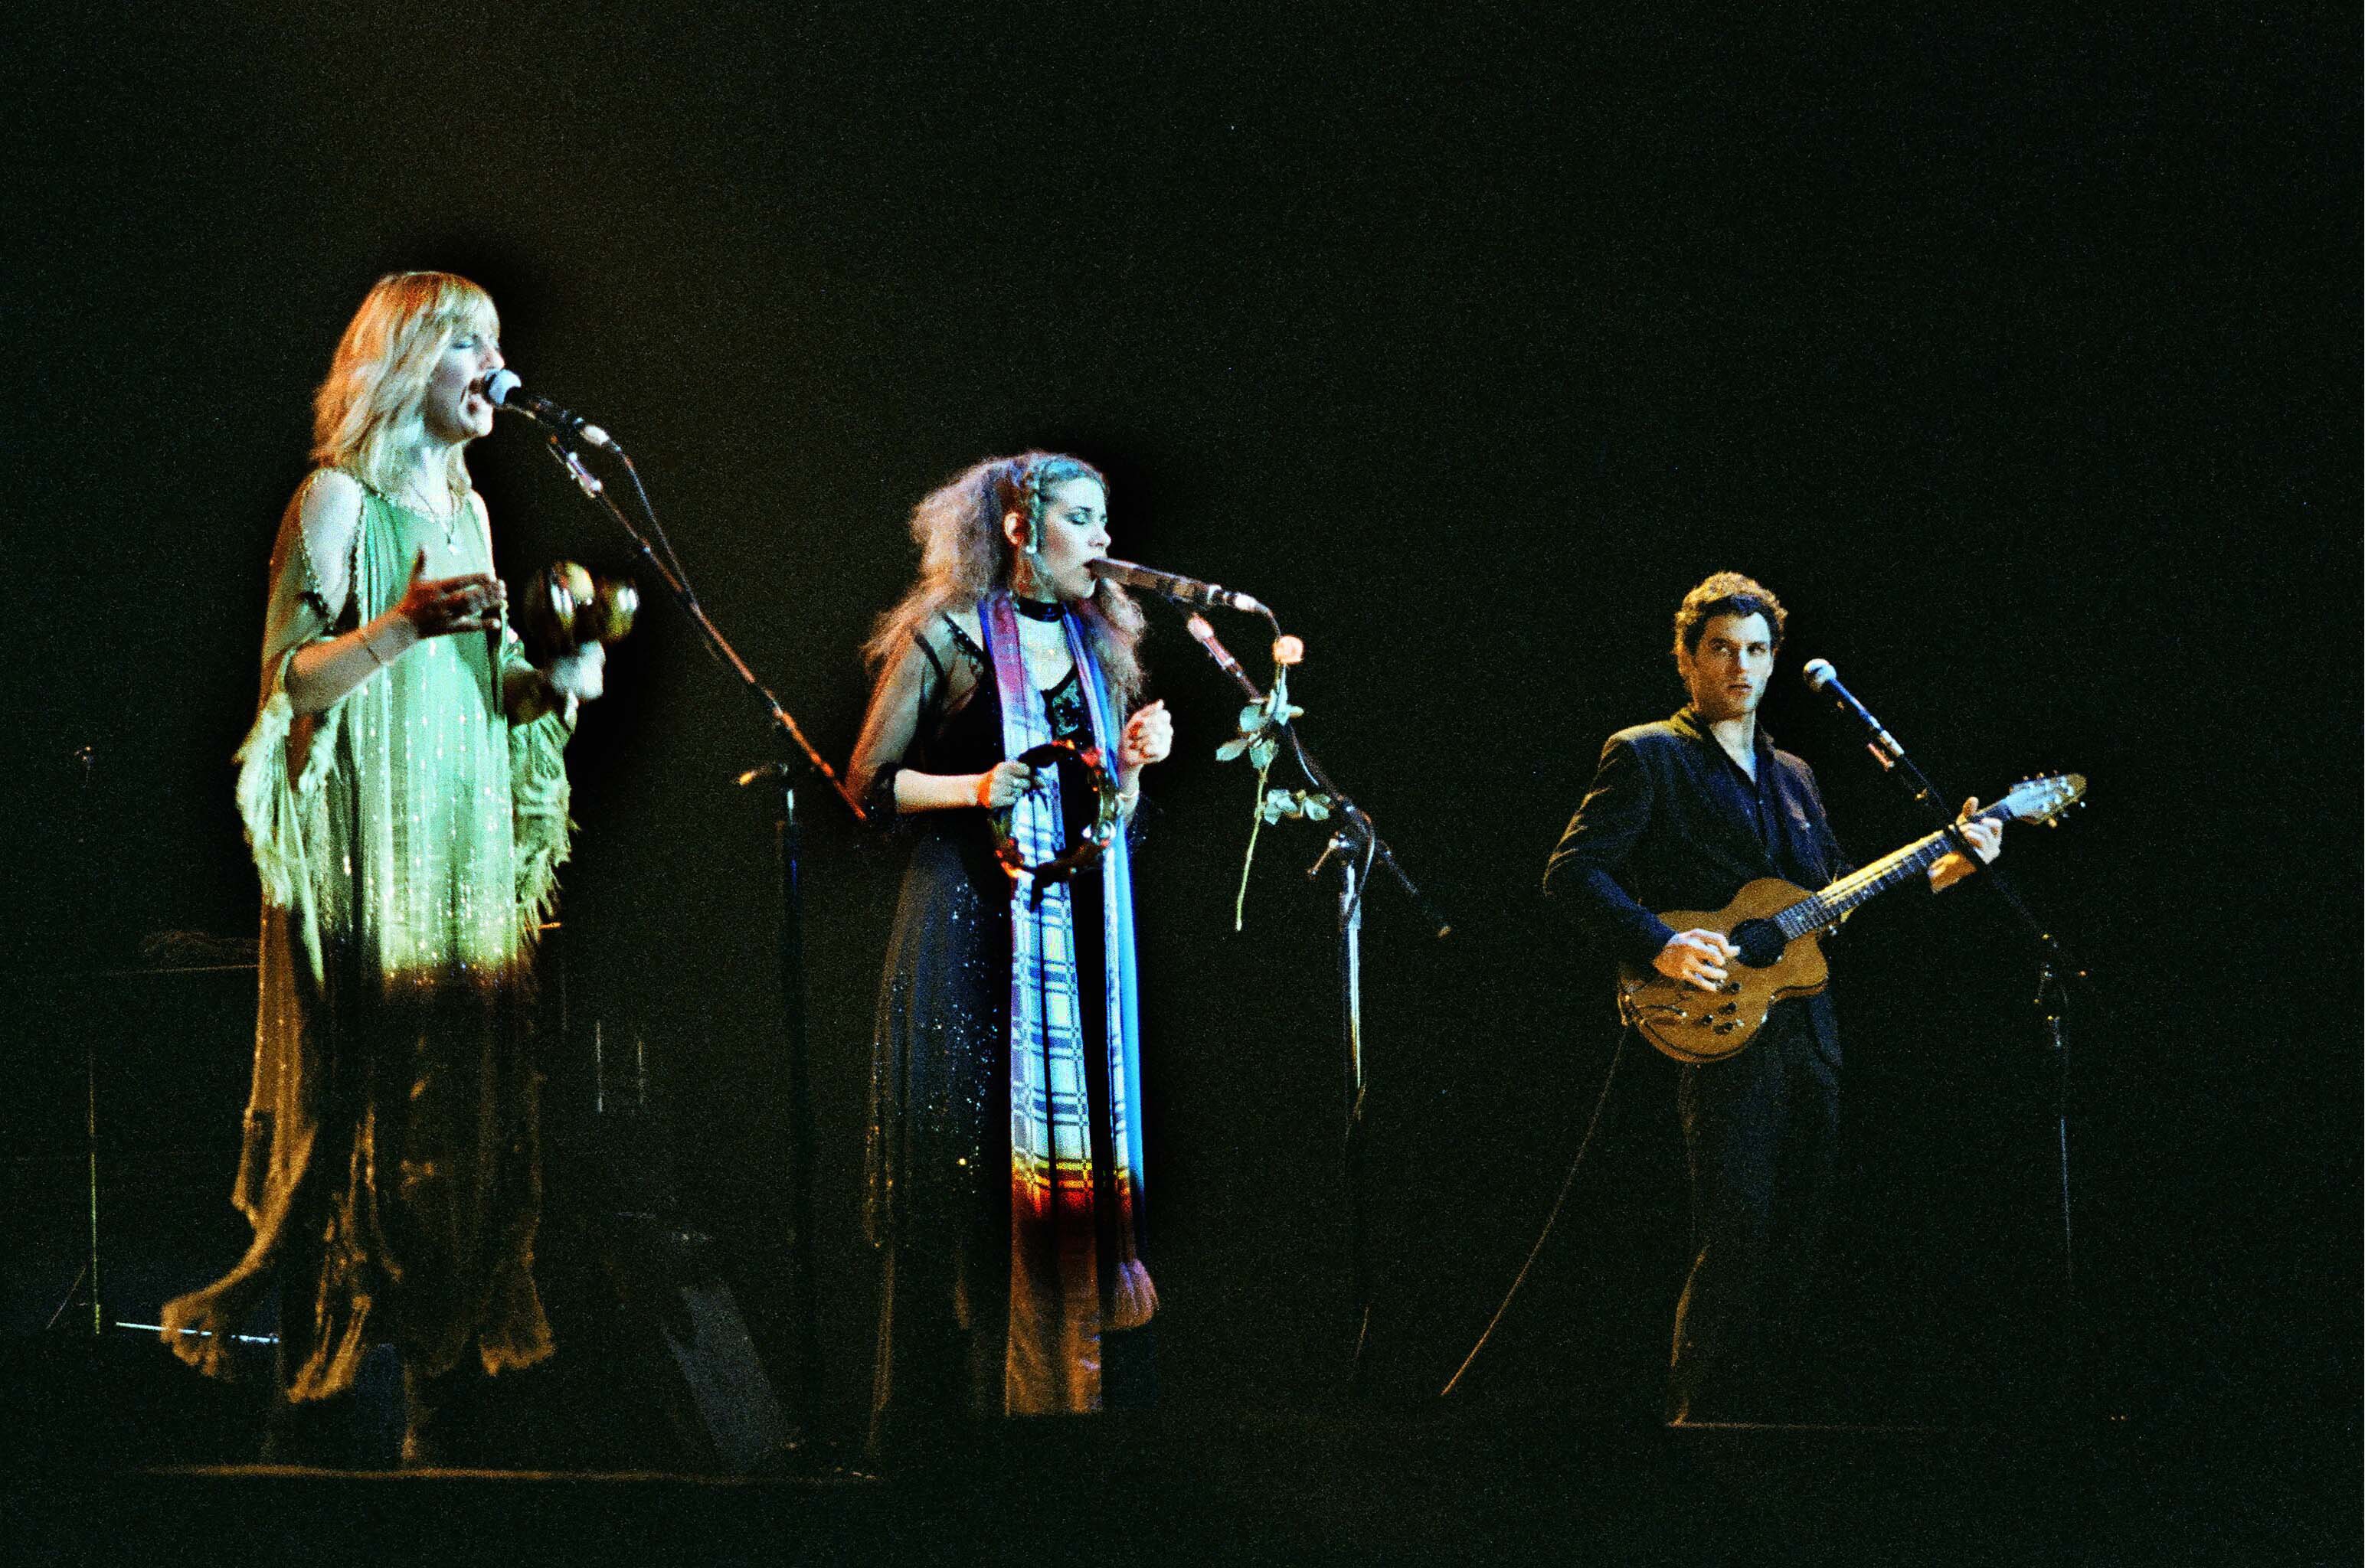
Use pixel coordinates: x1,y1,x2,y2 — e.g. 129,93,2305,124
1774,811,1999,938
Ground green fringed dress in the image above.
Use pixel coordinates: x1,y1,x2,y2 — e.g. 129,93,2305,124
162,473,576,1400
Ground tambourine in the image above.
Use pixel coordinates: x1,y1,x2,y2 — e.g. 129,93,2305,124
520,560,639,664
988,739,1123,887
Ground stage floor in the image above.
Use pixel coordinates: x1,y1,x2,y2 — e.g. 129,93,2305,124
10,1404,2349,1566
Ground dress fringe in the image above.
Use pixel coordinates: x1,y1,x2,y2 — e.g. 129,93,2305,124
232,688,339,910
1108,1259,1158,1331
509,709,575,936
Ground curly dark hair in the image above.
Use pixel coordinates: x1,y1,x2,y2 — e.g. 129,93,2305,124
863,451,1147,709
1672,571,1787,658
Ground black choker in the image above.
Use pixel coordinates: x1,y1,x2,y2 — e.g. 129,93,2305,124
1014,596,1067,622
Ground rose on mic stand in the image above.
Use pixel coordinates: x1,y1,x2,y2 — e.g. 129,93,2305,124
1166,598,1451,1393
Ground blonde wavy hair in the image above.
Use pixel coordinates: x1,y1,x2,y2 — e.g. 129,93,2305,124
865,452,1147,709
311,271,499,505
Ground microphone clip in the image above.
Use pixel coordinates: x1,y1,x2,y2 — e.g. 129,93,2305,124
543,434,605,501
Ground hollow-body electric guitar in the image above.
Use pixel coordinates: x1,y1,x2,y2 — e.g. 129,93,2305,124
1617,773,2085,1064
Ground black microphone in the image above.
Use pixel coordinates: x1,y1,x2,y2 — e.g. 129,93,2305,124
1086,557,1264,614
478,368,610,449
1801,658,1905,760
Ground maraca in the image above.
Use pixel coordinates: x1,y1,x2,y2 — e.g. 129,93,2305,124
520,560,638,663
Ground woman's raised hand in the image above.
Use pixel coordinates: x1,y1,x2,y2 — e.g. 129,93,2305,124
1117,700,1173,773
397,546,505,639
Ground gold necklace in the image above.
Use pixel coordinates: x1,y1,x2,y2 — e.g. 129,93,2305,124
396,479,461,548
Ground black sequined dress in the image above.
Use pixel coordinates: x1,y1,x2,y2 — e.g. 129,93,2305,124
853,614,1151,1455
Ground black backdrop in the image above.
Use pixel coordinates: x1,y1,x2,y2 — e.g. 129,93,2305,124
4,2,2355,1454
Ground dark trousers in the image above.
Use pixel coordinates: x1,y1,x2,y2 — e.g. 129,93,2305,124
1667,1011,1839,1422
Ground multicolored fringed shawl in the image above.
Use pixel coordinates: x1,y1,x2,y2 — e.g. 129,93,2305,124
978,590,1155,1415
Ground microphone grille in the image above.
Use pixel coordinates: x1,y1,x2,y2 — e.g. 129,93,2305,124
479,367,522,407
1801,658,1837,691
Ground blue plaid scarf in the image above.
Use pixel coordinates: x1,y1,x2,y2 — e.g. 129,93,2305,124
979,590,1154,1414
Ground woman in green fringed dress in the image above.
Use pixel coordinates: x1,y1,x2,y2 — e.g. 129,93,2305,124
161,273,605,1465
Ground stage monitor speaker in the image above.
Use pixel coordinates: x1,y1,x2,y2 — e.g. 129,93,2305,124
536,1096,797,1476
653,1269,794,1476
536,1212,792,1476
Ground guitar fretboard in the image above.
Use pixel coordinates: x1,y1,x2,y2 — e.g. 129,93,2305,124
1773,812,2002,938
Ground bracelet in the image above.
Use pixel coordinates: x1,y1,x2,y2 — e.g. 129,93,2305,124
360,629,391,668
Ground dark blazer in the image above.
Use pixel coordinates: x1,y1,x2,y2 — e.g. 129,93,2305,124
1544,707,1850,1059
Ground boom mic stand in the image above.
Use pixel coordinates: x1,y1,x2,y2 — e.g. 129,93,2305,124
1804,673,2091,1419
1175,607,1451,1391
535,429,862,1467
44,743,106,1341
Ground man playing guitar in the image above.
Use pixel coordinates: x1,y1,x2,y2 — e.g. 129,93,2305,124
1543,572,2001,1425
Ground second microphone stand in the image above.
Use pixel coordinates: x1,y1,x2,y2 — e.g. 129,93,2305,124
1179,609,1451,1390
1807,677,2091,1419
540,431,862,1465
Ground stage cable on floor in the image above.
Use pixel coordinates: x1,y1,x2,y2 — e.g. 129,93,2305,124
1438,1032,1630,1398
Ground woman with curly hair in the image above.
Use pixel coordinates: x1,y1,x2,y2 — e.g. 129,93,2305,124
848,452,1175,1457
161,272,606,1465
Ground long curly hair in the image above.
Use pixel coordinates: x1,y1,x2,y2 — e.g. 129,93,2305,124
312,271,499,506
865,452,1148,709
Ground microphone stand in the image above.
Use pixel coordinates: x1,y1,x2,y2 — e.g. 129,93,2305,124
1808,679,2091,1423
1178,608,1451,1392
538,435,863,821
536,430,860,1467
44,744,106,1341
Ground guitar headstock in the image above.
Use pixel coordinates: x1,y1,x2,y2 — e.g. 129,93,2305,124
1995,773,2087,827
